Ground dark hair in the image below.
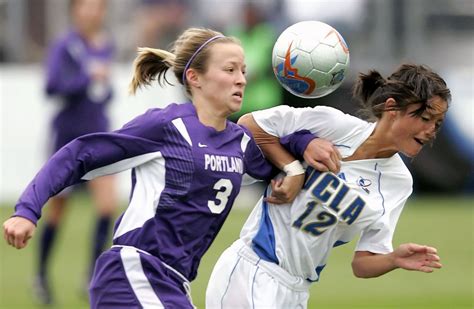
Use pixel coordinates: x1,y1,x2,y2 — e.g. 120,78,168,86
388,63,451,103
129,28,239,96
353,64,451,121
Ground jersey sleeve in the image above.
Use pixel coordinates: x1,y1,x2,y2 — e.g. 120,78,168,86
13,109,166,225
45,38,91,96
280,130,317,160
252,105,370,143
355,186,413,254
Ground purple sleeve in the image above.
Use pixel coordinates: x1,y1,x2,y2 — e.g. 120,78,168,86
280,130,317,160
13,111,165,224
45,40,90,96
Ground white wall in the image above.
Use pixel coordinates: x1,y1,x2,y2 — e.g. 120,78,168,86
0,64,187,203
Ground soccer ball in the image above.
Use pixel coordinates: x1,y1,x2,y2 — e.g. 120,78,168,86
272,21,350,98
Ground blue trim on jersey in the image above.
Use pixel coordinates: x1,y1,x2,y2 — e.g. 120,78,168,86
374,163,386,215
251,189,279,264
334,144,351,149
307,264,327,282
333,240,348,247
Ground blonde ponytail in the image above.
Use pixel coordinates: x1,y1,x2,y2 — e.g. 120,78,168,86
128,47,175,95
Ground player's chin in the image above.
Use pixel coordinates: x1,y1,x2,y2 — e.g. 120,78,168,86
228,100,242,113
401,142,423,158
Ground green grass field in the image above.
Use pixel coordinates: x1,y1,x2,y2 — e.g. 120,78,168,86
1,195,472,308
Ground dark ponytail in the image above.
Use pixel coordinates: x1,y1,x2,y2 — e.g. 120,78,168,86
353,68,425,121
353,70,386,104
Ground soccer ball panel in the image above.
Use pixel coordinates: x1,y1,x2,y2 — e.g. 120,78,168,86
311,43,338,73
272,21,350,99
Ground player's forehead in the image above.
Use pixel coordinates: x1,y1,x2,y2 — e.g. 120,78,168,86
207,42,245,67
425,96,448,119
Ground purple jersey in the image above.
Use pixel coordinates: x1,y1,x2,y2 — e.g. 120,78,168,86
14,103,276,281
45,29,115,149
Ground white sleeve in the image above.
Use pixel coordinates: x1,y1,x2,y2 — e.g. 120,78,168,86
355,193,412,254
252,105,366,142
356,158,414,254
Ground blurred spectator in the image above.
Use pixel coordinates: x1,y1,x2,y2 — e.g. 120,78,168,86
227,1,283,121
34,0,118,304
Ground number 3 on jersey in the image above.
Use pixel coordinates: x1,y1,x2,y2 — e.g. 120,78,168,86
208,178,233,214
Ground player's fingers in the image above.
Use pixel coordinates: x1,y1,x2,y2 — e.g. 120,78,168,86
270,189,288,201
329,151,341,173
309,161,329,172
424,261,442,269
406,243,430,254
424,246,438,254
265,197,280,204
425,253,441,262
264,196,285,205
323,158,338,174
272,178,283,188
13,233,26,249
418,266,434,273
7,233,15,247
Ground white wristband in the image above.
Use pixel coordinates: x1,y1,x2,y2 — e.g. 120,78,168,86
283,160,305,176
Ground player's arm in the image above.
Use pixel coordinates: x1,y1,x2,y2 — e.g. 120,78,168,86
242,106,342,173
4,110,165,249
238,113,340,203
45,40,90,96
239,113,306,204
351,244,442,278
4,133,161,249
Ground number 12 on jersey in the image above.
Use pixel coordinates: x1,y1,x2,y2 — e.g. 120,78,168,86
293,171,366,236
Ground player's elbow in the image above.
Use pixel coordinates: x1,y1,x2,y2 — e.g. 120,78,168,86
351,259,376,278
351,261,365,278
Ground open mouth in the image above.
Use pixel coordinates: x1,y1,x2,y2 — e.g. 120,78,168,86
414,137,427,146
232,91,242,99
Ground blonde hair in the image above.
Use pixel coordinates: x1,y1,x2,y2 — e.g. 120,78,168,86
129,28,239,96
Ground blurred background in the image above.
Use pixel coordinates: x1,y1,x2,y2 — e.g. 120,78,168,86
0,0,472,308
1,0,472,198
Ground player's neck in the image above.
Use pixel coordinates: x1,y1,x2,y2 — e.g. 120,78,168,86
193,103,227,131
347,122,398,160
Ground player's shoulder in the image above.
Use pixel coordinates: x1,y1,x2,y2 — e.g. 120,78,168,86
386,154,414,194
313,105,368,125
139,102,195,125
119,102,191,133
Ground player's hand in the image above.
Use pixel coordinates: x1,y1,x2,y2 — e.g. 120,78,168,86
265,174,305,205
392,243,442,273
304,138,342,174
3,217,36,249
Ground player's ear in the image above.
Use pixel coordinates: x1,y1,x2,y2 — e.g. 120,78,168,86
385,98,398,117
186,69,200,88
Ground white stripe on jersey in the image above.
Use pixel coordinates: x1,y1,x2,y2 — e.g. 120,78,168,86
172,118,192,146
114,154,166,239
81,151,163,180
120,247,164,307
240,132,250,153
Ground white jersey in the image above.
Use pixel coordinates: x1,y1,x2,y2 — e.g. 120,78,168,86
240,105,413,282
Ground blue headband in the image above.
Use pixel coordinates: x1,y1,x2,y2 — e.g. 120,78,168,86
182,35,225,85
